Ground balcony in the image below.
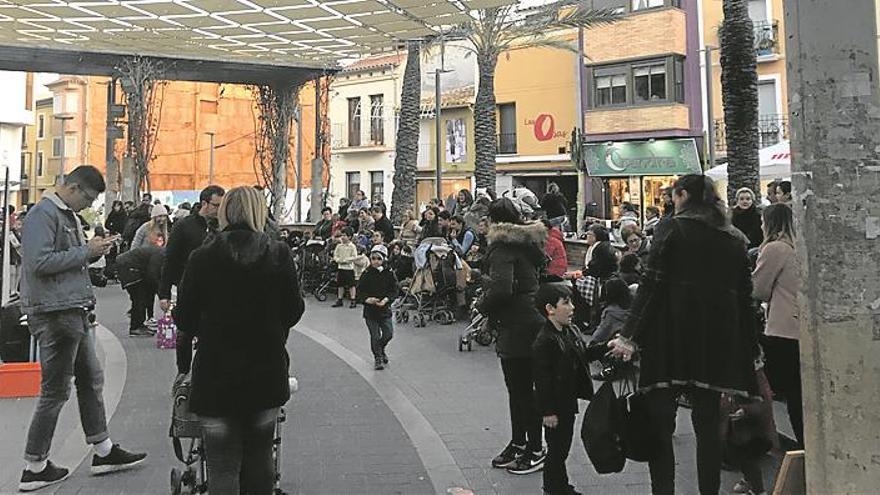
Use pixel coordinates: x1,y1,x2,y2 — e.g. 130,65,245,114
497,133,517,155
714,114,789,153
754,20,780,60
331,117,394,153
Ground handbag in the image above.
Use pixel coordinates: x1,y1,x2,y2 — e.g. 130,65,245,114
581,381,626,474
617,377,660,462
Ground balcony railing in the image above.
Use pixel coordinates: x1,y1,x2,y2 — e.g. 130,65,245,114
331,117,395,150
754,20,780,58
713,114,789,153
497,132,517,155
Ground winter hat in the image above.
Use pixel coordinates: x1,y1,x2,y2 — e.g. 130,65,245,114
370,244,388,260
151,204,168,218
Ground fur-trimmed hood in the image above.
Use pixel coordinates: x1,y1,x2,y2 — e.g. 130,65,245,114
487,221,547,248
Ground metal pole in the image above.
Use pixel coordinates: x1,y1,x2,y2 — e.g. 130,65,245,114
105,78,118,201
295,104,303,223
207,132,215,185
576,26,587,234
434,68,442,202
59,117,67,181
2,168,10,306
310,77,323,222
705,47,716,171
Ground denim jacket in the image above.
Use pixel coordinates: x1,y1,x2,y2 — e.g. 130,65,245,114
20,193,96,315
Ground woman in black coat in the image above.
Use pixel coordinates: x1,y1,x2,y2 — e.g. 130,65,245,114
730,187,764,249
175,186,304,494
105,200,128,235
480,198,549,473
609,175,759,495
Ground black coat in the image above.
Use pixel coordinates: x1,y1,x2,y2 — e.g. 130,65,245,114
731,206,764,249
159,213,211,300
356,266,398,320
105,210,128,236
123,205,150,244
622,215,759,398
584,242,618,279
533,321,592,417
480,222,547,359
174,227,304,417
373,215,396,243
313,219,333,240
115,245,164,288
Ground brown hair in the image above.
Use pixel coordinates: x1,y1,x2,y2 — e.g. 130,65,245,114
218,186,267,232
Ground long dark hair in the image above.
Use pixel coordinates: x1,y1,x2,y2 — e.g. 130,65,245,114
762,203,795,246
488,198,523,225
673,174,727,227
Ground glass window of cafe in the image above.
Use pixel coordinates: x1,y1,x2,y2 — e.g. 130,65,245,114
605,175,677,219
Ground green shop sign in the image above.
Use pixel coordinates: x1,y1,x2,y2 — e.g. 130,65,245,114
583,138,702,177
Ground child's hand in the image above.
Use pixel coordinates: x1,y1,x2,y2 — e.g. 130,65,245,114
365,297,379,305
543,415,558,429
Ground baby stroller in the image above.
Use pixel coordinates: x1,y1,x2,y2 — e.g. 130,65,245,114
298,238,335,301
169,374,298,495
404,238,459,327
458,288,497,351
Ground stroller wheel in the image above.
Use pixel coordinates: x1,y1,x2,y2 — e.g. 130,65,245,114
436,311,452,325
170,468,182,495
467,339,473,351
458,339,464,352
315,291,327,302
402,311,410,323
475,328,494,347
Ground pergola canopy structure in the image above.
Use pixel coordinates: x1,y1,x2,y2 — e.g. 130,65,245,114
0,0,515,84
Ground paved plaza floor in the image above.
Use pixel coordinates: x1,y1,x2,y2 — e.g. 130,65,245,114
0,285,790,494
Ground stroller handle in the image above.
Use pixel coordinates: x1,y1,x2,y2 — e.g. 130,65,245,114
288,376,299,394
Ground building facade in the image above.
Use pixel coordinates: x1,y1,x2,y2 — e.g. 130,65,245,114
0,71,32,207
580,0,705,220
702,0,788,156
20,98,59,205
328,53,404,212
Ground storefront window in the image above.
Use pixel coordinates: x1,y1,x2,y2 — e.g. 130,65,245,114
606,176,677,220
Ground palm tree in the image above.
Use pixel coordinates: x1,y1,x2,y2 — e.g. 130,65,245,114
450,2,620,190
720,0,760,204
390,41,422,224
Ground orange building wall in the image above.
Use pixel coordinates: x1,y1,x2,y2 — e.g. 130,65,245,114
81,77,320,194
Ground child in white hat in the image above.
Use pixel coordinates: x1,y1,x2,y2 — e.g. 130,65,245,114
356,244,398,370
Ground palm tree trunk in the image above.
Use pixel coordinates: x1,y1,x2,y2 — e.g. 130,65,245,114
474,50,499,191
390,41,421,224
720,0,760,205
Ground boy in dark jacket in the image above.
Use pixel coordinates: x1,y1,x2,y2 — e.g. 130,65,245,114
533,283,595,495
115,245,164,337
356,244,398,370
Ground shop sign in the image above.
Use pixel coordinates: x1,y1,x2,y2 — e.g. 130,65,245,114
525,114,568,142
583,139,702,177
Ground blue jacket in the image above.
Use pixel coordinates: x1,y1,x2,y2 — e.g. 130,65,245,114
20,193,96,315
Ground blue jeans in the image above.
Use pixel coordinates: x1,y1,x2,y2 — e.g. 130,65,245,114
365,317,393,360
200,408,279,495
24,309,109,462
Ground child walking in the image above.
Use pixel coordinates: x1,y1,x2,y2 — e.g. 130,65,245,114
333,228,358,308
356,245,398,370
533,283,595,495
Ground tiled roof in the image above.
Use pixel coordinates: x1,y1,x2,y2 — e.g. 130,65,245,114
343,53,407,72
420,85,475,113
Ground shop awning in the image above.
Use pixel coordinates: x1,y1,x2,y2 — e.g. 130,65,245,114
706,140,791,181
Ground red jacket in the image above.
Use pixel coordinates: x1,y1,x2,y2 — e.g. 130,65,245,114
544,227,568,278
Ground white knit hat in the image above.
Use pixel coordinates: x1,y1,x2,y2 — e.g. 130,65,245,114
370,244,388,259
151,204,168,218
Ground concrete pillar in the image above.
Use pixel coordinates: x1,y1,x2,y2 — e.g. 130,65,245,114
784,1,880,493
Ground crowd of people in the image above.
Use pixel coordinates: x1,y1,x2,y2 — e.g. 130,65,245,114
12,165,802,494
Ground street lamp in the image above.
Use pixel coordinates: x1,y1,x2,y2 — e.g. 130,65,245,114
205,132,215,185
54,114,74,181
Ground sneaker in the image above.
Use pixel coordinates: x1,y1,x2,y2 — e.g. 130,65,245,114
733,479,759,494
91,444,147,475
491,442,525,468
129,326,152,337
349,301,358,308
382,353,389,365
374,358,385,371
332,300,344,308
506,450,546,475
19,461,69,492
145,317,158,328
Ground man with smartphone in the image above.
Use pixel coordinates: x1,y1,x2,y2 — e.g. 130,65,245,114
18,166,147,491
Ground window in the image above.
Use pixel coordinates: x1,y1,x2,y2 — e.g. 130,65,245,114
631,0,664,10
590,56,685,108
346,171,361,200
20,153,27,171
596,73,628,106
347,97,361,147
498,103,517,154
370,171,384,204
37,114,45,139
52,95,61,114
370,95,384,145
36,152,44,177
52,137,62,157
748,0,768,22
634,63,666,102
590,0,626,13
65,92,79,114
65,136,77,158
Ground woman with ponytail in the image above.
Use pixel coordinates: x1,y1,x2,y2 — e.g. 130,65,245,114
608,174,759,495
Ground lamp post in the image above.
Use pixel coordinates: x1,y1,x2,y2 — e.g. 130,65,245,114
704,46,718,171
433,39,452,202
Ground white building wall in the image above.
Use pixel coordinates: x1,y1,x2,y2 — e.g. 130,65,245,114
0,71,32,199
